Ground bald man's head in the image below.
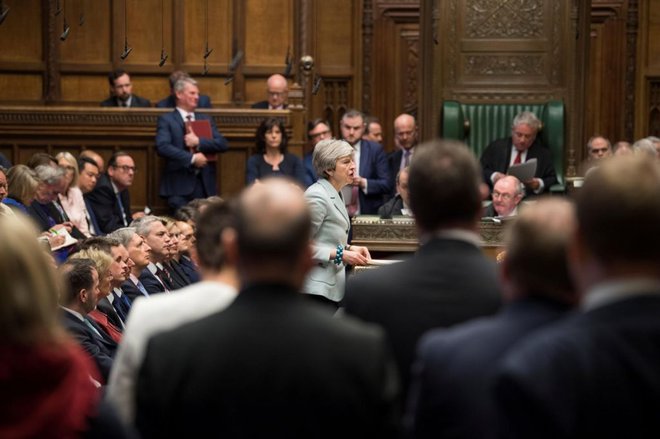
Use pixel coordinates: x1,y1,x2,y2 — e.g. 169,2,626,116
266,74,288,109
394,113,418,151
236,178,311,276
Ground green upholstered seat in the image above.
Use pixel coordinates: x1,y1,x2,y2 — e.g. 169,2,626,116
441,100,565,193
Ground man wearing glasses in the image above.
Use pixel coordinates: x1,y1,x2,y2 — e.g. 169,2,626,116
251,74,288,109
483,175,524,218
85,151,139,234
303,118,332,187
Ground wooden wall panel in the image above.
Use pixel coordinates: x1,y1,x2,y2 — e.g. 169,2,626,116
182,0,232,69
316,0,354,69
245,0,293,67
0,0,42,63
118,0,172,66
0,74,43,101
60,75,109,103
586,1,628,145
59,0,112,64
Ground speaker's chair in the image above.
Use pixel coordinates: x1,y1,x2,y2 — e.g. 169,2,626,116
441,100,565,193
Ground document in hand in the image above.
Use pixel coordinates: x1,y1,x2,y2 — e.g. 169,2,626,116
50,228,78,251
507,158,537,181
185,119,217,161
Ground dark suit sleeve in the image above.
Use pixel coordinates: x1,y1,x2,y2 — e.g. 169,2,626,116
100,97,115,107
196,115,229,156
290,155,307,186
480,139,508,188
533,145,558,191
155,114,195,170
85,185,123,234
246,155,260,185
365,142,392,195
64,323,114,382
132,95,152,108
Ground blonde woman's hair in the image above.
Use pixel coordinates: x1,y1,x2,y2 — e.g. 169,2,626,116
0,215,63,345
69,247,113,292
7,164,39,205
56,151,80,188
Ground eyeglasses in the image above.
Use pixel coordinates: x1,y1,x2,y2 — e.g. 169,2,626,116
492,191,513,200
310,129,330,139
114,165,137,173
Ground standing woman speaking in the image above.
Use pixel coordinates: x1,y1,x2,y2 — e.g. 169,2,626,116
303,139,371,307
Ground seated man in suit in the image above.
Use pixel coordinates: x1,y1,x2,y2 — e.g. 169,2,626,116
156,70,212,109
100,69,151,108
134,178,400,438
131,215,175,295
483,175,524,218
407,198,577,439
251,73,288,109
480,111,557,196
111,226,153,302
378,167,411,218
77,157,102,236
339,109,391,215
495,155,660,438
388,113,418,197
59,258,117,383
155,77,229,211
344,140,502,401
303,118,332,187
85,151,137,234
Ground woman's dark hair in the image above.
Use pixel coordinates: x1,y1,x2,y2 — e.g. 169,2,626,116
255,117,288,154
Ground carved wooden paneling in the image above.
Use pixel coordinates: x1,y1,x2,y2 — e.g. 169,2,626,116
586,1,628,146
0,74,43,102
422,0,591,179
0,107,305,214
648,79,660,137
366,1,420,151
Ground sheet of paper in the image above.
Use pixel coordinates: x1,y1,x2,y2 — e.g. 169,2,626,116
50,228,78,251
507,158,537,181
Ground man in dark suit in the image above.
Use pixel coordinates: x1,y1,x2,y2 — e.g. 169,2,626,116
494,155,660,439
480,110,557,195
251,73,288,109
84,151,135,234
378,166,411,218
387,113,418,197
113,226,153,302
340,109,391,215
100,69,151,108
155,77,229,211
407,198,577,439
77,157,102,236
344,140,502,399
303,118,333,187
131,215,176,296
59,258,117,382
135,178,401,438
156,70,212,109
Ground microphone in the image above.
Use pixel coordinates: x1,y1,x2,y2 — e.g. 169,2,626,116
158,48,168,67
204,46,213,59
60,19,70,41
283,46,292,77
0,2,10,25
120,44,133,60
228,50,243,71
312,75,322,95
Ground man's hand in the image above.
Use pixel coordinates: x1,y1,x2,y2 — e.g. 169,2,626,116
523,178,541,191
192,152,208,168
184,124,200,148
352,176,366,189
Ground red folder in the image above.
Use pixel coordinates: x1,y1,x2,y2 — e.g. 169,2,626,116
186,119,217,161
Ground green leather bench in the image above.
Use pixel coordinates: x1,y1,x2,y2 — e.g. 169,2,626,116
441,100,565,193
